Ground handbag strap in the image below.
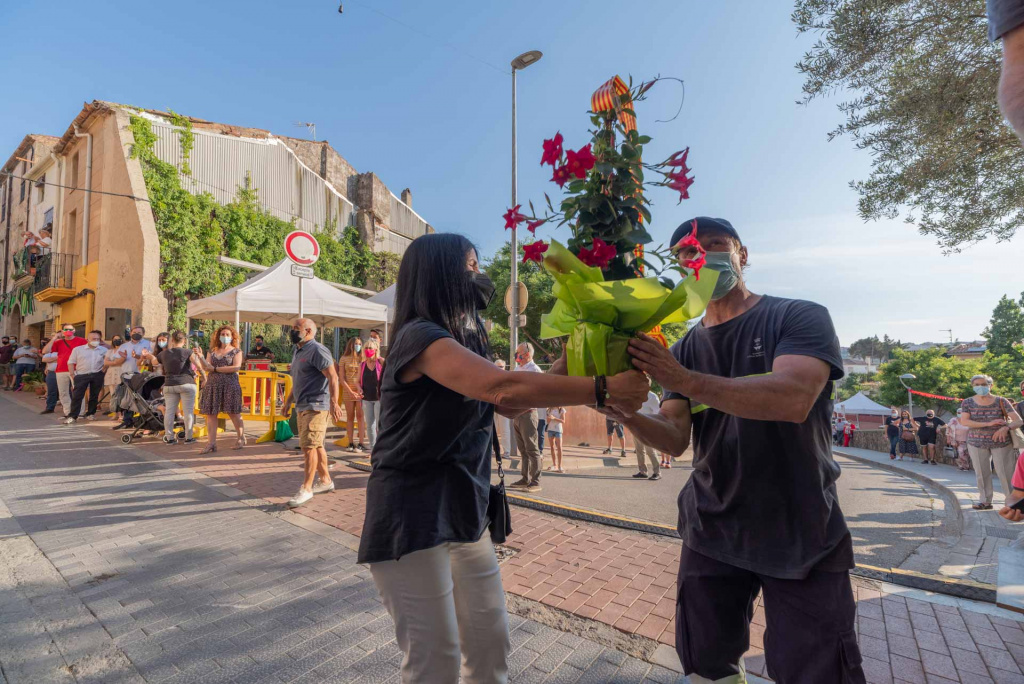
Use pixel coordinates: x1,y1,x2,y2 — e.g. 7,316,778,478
999,398,1024,429
493,425,505,483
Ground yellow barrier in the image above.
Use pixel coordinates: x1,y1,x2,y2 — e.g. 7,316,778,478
193,370,293,443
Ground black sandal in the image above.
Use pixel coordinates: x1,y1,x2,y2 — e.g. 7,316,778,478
972,503,993,510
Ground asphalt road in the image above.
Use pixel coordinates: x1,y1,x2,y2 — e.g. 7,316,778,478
500,452,947,571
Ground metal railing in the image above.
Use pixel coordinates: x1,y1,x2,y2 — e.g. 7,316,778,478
33,252,76,292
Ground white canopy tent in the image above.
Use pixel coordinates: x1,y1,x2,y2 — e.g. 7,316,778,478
833,391,891,416
186,259,389,332
366,284,395,324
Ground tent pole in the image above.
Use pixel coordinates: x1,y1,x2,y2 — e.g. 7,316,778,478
234,309,239,331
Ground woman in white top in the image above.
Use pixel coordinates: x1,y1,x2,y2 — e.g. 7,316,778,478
545,406,566,473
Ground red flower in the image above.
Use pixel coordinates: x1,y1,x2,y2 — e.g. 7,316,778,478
522,241,548,263
541,132,563,167
664,148,690,169
551,165,571,188
577,237,617,269
526,219,545,234
503,205,526,230
565,144,596,179
666,168,694,202
674,220,706,280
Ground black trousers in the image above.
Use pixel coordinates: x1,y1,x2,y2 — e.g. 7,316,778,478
675,544,865,684
69,372,104,419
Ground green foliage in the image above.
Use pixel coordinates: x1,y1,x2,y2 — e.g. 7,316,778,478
876,347,1024,412
659,321,693,347
982,292,1024,356
128,114,400,331
793,0,1022,250
483,242,558,363
838,371,877,401
166,110,194,176
849,335,906,361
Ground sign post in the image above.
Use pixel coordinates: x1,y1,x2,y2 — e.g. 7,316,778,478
284,231,320,318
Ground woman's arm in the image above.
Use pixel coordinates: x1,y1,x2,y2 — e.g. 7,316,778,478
338,360,359,396
215,349,243,374
407,338,648,413
959,411,1004,429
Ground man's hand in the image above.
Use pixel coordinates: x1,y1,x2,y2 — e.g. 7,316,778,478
329,402,344,425
1001,489,1024,522
628,334,684,393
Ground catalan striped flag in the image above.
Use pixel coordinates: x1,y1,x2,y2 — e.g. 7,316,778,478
591,76,636,133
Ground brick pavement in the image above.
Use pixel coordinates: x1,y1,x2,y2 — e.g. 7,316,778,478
0,402,689,683
7,391,1024,682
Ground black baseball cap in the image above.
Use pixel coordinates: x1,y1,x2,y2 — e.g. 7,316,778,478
669,216,741,250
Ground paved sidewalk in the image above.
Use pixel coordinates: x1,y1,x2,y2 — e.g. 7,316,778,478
836,447,1022,585
0,408,686,683
8,391,1024,683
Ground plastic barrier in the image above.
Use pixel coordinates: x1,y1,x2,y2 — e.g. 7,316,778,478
194,370,293,443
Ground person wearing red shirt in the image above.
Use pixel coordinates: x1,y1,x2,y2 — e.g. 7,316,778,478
51,324,86,419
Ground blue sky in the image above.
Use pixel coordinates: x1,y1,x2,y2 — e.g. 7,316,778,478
1,0,1018,345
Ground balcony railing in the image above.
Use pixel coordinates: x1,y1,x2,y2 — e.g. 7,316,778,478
12,246,33,280
34,252,76,293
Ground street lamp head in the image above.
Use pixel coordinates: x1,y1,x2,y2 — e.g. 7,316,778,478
511,50,543,70
899,373,916,380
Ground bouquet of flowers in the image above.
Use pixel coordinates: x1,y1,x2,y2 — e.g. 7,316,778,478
505,75,717,376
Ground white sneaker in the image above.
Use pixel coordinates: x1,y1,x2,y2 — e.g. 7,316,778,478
63,417,77,425
288,488,313,508
311,479,335,495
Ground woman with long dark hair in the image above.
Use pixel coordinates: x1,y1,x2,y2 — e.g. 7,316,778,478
358,233,648,683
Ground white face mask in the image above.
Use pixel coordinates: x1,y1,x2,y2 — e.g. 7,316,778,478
88,340,100,348
220,335,232,346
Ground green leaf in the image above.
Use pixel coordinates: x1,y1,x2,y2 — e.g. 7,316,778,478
639,205,652,223
568,180,586,193
637,135,652,144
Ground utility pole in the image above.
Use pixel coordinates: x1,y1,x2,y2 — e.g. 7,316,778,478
940,329,953,345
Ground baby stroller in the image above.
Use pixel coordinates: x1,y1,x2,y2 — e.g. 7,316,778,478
112,372,181,444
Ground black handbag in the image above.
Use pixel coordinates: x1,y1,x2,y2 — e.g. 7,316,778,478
488,432,513,544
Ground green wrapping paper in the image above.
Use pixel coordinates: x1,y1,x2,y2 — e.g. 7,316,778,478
539,240,718,376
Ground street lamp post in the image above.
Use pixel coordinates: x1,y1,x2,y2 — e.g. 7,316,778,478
508,49,542,465
899,373,917,418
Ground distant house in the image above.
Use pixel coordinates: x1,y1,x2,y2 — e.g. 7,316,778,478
945,342,987,360
906,342,943,352
843,357,880,375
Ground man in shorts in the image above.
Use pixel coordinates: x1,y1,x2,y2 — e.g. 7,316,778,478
916,409,946,465
282,318,344,508
604,418,626,458
0,336,14,389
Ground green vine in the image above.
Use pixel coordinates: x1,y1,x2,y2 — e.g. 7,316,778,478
166,110,194,176
128,113,399,332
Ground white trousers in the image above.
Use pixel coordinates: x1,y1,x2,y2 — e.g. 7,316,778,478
56,372,73,417
369,534,510,684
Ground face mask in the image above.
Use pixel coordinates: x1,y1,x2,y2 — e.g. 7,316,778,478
354,343,362,353
255,342,263,348
926,414,934,419
63,330,74,338
158,340,167,349
289,330,303,344
220,335,232,346
22,343,30,348
112,339,122,347
703,251,740,300
891,411,898,417
467,271,495,310
88,340,100,348
974,385,991,396
365,349,376,359
131,333,142,342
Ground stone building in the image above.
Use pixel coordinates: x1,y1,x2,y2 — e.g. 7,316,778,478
0,101,431,340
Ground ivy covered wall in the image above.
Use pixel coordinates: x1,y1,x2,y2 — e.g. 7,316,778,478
128,113,400,331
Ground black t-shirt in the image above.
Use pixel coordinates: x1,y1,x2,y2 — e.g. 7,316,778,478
988,0,1024,40
885,415,901,438
916,416,945,439
361,362,382,402
247,346,274,360
157,347,195,387
663,295,853,580
357,319,494,564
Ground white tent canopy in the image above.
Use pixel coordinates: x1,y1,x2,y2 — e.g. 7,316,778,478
366,284,396,324
834,391,892,416
186,259,388,330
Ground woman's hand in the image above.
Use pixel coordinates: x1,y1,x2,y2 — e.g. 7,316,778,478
994,427,1011,442
605,370,649,415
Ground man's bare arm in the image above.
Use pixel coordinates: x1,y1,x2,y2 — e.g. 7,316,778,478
614,398,692,457
629,334,830,424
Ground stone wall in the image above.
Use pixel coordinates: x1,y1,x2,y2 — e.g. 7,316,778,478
280,138,359,203
848,428,956,465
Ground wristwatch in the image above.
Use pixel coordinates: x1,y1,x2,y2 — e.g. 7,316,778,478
594,375,608,408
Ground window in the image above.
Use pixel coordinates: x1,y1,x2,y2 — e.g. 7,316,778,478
1,184,5,221
70,153,79,191
35,174,45,203
43,208,53,229
66,210,77,254
19,179,25,203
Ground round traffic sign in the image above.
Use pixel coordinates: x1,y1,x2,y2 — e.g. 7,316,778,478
284,231,321,266
504,282,528,315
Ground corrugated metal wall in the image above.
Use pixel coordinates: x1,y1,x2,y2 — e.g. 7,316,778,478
151,122,354,233
389,194,429,240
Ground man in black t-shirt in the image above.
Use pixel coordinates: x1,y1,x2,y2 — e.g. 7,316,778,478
916,409,946,465
246,335,275,362
618,217,865,684
884,407,901,458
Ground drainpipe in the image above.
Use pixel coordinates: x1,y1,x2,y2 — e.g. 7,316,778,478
2,173,12,297
73,125,93,260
